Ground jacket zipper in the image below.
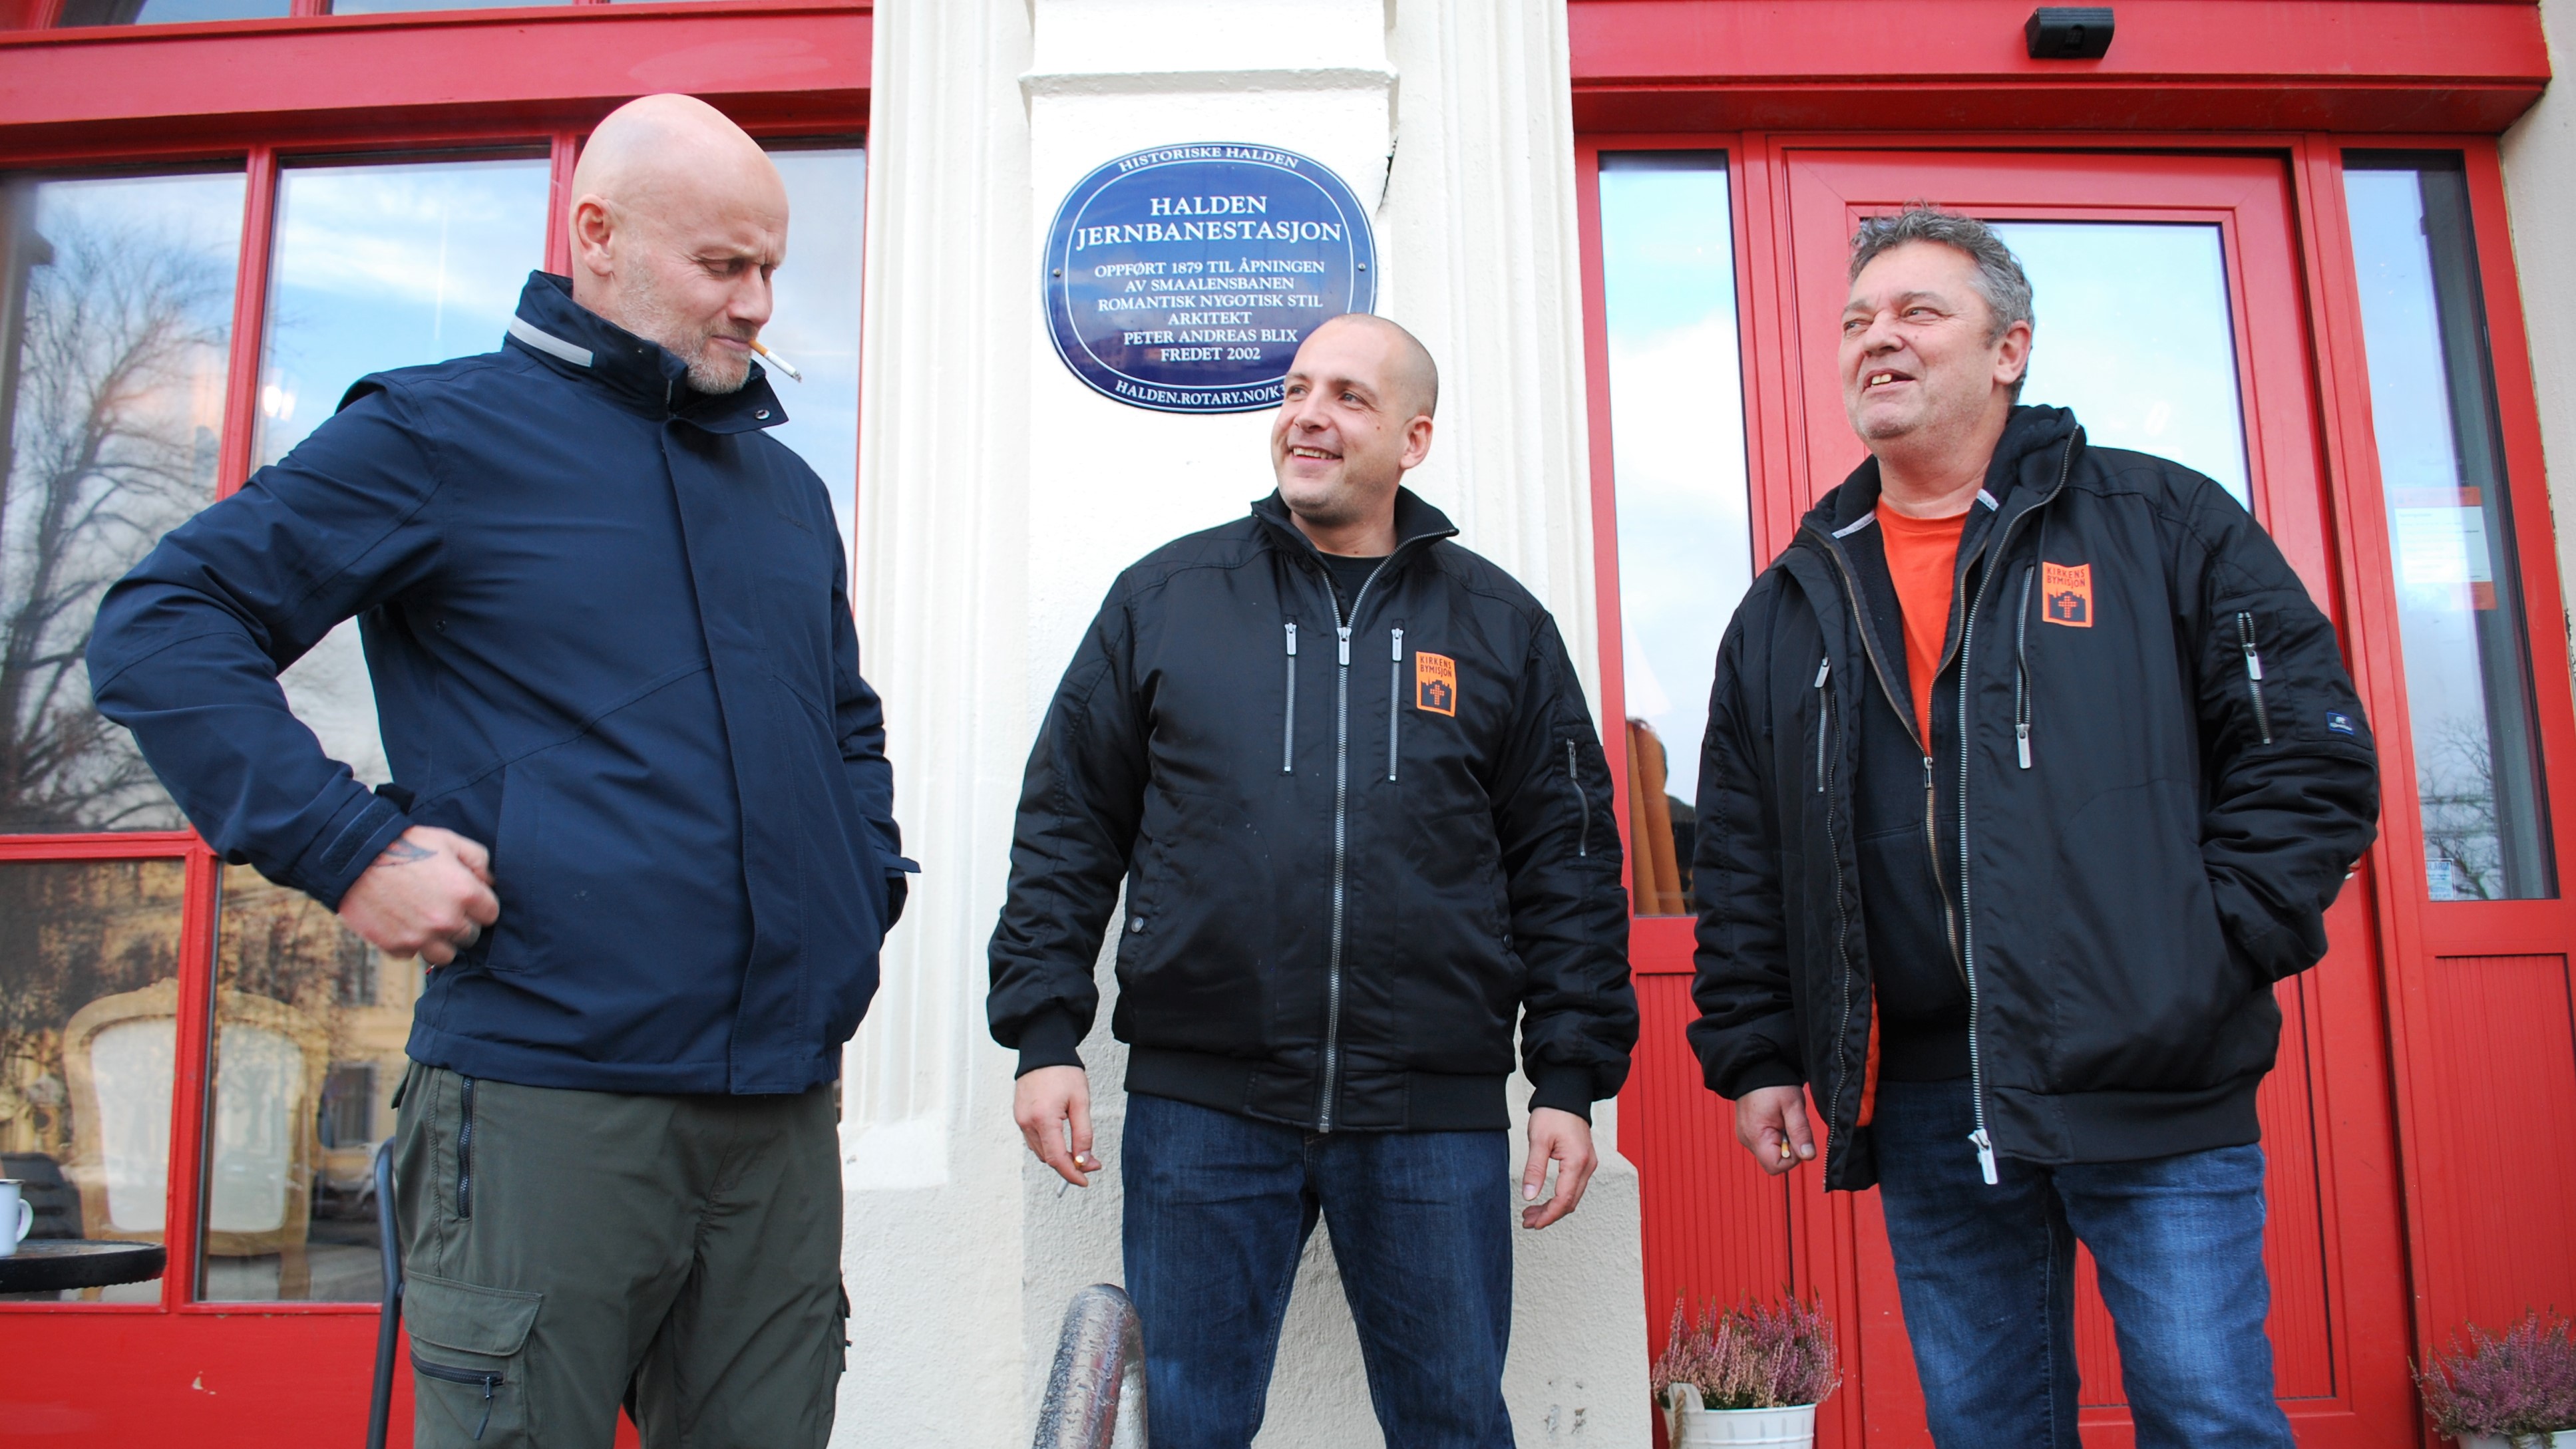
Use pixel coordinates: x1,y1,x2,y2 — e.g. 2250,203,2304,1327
1318,559,1392,1134
456,1075,476,1219
1954,435,2080,1186
2014,565,2036,770
412,1352,504,1441
1387,627,1403,782
1813,658,1831,789
1566,739,1591,855
1282,622,1299,774
2237,613,2273,744
1817,659,1860,1150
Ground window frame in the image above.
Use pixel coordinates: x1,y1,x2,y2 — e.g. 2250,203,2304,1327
0,11,870,1329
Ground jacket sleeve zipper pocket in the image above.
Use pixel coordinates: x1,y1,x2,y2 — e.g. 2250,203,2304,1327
2014,565,2034,770
456,1075,475,1219
412,1352,504,1441
1813,657,1832,791
1387,627,1403,782
1282,622,1298,774
2236,612,2273,744
1566,738,1590,857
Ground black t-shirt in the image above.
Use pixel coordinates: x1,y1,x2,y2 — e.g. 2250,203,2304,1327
1320,553,1388,615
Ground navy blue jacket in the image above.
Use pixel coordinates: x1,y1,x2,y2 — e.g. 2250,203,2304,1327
89,273,914,1095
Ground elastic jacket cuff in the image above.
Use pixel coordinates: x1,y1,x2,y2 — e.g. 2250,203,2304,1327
294,789,415,910
1013,1009,1085,1078
1528,1064,1597,1122
1716,1060,1806,1100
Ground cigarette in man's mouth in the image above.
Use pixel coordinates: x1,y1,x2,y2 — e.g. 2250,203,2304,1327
750,339,803,382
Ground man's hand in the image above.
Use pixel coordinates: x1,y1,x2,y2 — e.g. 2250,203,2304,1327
336,826,500,967
1735,1084,1817,1176
1521,1106,1599,1229
1014,1064,1100,1188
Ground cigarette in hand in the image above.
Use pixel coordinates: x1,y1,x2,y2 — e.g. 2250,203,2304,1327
750,339,803,382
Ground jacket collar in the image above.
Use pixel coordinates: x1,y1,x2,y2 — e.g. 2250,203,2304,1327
502,271,788,434
1799,404,2082,544
1250,485,1461,565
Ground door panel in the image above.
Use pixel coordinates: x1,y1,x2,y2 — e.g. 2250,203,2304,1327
1773,148,2415,1448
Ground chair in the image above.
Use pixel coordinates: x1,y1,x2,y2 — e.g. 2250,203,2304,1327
63,980,330,1295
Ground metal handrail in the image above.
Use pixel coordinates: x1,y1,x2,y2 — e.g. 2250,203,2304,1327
364,1139,403,1449
1031,1283,1147,1449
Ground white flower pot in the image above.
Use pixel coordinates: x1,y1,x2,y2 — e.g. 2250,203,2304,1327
2458,1433,2575,1449
1662,1384,1819,1447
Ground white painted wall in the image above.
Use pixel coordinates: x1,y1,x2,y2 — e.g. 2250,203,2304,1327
837,1,1647,1443
2504,0,2576,684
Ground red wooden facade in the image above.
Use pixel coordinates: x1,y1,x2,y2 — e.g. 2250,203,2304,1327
1576,3,2573,1446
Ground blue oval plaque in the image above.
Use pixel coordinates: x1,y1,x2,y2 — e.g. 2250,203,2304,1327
1044,144,1378,414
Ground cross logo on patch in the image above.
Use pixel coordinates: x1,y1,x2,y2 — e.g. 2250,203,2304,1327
2042,562,2094,628
1415,651,1457,716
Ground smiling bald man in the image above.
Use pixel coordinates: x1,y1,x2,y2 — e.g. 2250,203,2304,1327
88,94,913,1448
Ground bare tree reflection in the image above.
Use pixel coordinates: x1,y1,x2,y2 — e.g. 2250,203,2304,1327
0,189,230,834
2419,715,2500,901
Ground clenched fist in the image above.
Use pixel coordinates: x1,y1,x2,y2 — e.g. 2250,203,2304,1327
336,826,500,967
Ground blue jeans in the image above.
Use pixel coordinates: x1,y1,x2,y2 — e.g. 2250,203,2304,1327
1121,1093,1515,1449
1872,1078,2295,1449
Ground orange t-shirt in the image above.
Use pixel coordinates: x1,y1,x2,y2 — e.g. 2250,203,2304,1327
1875,504,1970,748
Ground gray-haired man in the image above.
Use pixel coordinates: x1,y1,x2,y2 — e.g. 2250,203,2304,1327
1686,206,2378,1446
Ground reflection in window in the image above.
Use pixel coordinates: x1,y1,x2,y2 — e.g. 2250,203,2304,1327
54,0,289,24
1599,152,1748,915
2347,156,2553,900
1993,222,2255,509
329,0,572,9
257,153,550,789
199,864,419,1303
0,858,187,1303
0,171,245,834
763,144,867,565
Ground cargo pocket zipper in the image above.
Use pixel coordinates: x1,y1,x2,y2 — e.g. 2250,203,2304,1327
1386,627,1403,782
2236,612,2273,744
456,1076,476,1219
412,1353,504,1442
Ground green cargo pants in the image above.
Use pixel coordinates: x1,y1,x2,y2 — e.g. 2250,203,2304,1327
391,1062,846,1449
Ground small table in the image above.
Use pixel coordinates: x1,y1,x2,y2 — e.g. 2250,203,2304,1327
0,1241,166,1294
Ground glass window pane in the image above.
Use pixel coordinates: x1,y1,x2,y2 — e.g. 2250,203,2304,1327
0,858,188,1303
1,171,246,834
198,862,418,1302
762,144,866,564
1599,152,1747,915
2346,156,2553,900
329,0,572,11
1991,222,2255,509
256,154,550,791
55,0,291,25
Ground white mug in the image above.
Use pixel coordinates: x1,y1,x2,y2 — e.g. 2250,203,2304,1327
0,1180,33,1257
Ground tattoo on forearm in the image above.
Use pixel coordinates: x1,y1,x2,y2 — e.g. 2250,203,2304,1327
377,840,436,866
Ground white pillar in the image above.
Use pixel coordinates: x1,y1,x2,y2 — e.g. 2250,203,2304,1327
841,3,1646,1442
2503,0,2576,685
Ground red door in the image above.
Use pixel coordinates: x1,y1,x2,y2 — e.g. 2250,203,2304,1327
1600,143,2434,1448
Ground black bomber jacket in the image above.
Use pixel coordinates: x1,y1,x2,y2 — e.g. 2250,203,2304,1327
988,488,1637,1132
1688,406,2380,1190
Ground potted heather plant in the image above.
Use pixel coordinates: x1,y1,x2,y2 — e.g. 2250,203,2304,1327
2416,1310,2576,1448
1650,1294,1841,1448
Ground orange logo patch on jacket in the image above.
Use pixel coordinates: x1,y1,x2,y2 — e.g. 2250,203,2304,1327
1415,651,1457,716
2042,562,2094,628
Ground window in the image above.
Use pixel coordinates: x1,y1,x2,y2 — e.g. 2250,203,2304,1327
1596,151,1748,915
2346,153,2554,901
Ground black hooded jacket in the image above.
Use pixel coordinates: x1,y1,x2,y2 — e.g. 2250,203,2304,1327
1688,407,2379,1190
988,489,1637,1132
